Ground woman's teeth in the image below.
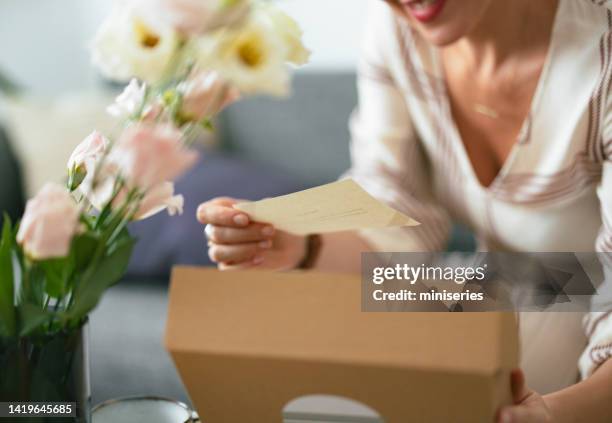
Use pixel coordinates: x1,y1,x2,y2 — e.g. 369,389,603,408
411,0,439,10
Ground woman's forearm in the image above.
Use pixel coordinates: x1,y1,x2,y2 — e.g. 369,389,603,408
545,359,612,422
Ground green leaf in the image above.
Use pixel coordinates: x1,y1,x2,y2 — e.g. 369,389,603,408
18,303,52,337
20,265,46,308
40,256,73,299
94,202,114,231
66,237,135,321
110,226,132,246
0,214,16,337
72,233,99,273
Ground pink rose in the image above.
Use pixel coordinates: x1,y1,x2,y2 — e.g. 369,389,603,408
17,183,80,260
179,72,239,122
143,0,250,34
110,123,198,190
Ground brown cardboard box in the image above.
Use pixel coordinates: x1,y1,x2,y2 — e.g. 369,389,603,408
165,267,519,423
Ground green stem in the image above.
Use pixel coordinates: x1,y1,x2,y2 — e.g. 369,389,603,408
63,189,139,326
43,296,50,311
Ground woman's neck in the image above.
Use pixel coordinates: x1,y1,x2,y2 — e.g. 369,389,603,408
448,0,559,71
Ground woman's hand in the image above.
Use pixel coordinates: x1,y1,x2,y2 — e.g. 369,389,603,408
497,369,553,423
197,197,307,270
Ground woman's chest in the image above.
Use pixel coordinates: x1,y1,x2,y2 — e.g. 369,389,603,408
389,20,605,209
441,52,547,188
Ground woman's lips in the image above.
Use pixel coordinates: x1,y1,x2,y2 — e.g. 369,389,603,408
401,0,447,23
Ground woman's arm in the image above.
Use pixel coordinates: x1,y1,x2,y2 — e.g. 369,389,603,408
545,359,612,422
499,361,612,423
501,146,612,423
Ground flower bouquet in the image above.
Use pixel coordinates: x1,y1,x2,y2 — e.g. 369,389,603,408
0,0,309,420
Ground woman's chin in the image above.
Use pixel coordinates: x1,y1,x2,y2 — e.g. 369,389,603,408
414,25,466,47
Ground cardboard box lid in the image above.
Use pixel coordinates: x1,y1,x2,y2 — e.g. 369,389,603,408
166,267,517,374
165,267,519,422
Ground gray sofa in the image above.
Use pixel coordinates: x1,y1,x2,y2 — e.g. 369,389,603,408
0,71,475,407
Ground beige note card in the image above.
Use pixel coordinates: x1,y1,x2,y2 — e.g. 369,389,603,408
234,179,419,235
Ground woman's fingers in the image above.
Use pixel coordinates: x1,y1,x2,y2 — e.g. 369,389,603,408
496,369,551,423
197,198,249,227
218,261,261,271
198,197,279,268
208,241,270,264
498,405,550,423
205,223,275,244
510,369,530,404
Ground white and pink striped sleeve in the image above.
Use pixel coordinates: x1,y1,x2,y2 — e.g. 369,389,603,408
579,85,612,378
345,1,451,252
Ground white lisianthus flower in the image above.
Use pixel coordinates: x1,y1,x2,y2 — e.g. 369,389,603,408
195,11,290,96
257,3,311,66
91,3,180,84
106,78,147,118
136,0,252,35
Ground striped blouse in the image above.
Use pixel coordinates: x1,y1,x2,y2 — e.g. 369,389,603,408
349,0,612,392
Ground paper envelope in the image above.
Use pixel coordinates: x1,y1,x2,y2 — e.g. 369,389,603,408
234,179,419,235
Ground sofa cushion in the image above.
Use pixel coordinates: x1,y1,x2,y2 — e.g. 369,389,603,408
3,94,117,198
126,152,306,280
219,71,356,187
0,126,24,226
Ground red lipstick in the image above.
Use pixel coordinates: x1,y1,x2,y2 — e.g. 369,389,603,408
401,0,447,23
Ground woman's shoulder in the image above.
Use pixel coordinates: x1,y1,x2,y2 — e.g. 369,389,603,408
360,1,407,65
562,0,612,29
363,0,403,42
583,0,612,13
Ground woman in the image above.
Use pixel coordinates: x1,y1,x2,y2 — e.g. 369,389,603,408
198,0,612,421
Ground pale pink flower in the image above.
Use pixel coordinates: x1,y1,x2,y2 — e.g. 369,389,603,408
179,72,239,122
68,131,110,191
17,183,80,260
79,161,119,210
87,179,185,221
67,130,109,172
109,123,198,190
134,181,185,220
78,125,195,221
106,78,147,118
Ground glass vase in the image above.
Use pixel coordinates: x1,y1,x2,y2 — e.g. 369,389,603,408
0,322,91,423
